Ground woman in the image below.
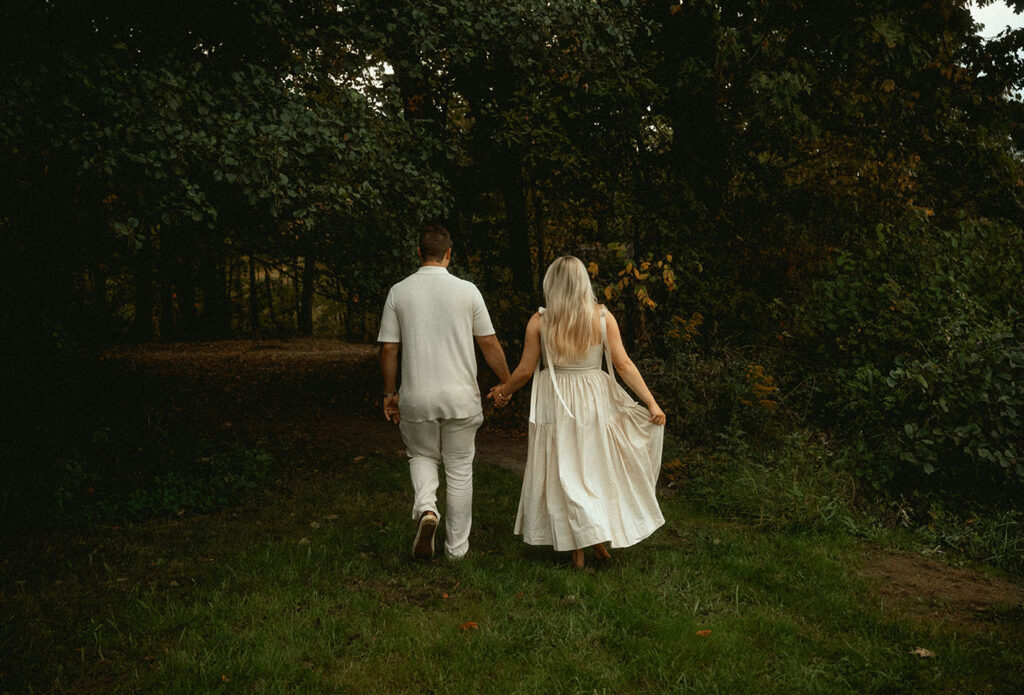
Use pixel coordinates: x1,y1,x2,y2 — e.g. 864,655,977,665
491,256,666,569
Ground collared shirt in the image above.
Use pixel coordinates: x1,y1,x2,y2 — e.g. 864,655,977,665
377,266,495,422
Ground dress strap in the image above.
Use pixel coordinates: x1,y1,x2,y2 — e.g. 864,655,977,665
600,306,615,380
529,307,574,423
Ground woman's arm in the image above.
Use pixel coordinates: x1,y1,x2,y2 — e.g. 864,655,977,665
605,308,666,424
491,312,542,401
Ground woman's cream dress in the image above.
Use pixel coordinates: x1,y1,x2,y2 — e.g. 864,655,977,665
514,307,665,551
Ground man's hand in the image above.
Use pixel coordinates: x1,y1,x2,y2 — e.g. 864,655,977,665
383,394,401,423
487,383,511,408
379,342,400,423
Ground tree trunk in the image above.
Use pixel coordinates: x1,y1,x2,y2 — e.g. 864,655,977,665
335,276,344,335
292,258,301,330
91,261,107,315
248,255,260,337
298,253,315,335
133,237,155,342
157,229,177,341
345,292,355,342
176,226,198,339
199,248,230,339
264,265,276,329
655,1,725,211
158,280,175,341
390,44,446,153
498,150,533,293
177,268,196,339
532,181,546,283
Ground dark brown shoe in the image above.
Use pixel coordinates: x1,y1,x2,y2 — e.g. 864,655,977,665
412,511,438,560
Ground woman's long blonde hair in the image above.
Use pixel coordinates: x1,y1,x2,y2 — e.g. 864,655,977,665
542,255,598,363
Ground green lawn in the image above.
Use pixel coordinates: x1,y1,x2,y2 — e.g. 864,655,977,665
3,452,1022,694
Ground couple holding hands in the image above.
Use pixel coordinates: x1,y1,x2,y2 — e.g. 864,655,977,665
378,226,665,569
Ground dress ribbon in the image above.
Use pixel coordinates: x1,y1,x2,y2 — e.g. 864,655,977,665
600,307,614,380
529,307,575,423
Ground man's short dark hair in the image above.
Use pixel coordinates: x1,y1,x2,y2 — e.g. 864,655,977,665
419,225,452,262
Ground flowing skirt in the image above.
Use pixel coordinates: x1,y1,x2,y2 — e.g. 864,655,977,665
514,368,665,551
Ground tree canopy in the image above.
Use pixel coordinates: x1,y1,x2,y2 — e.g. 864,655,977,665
3,0,1024,500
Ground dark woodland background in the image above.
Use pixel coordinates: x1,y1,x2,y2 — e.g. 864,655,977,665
3,0,1024,532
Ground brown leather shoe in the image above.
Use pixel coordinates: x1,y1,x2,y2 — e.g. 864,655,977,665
412,511,438,560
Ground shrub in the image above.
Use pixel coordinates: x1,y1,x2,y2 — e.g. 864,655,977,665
885,315,1024,493
649,344,788,451
795,215,1024,502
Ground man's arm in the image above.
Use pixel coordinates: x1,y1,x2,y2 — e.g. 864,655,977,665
475,334,511,383
379,342,401,423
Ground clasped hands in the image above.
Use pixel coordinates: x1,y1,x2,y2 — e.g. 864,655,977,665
488,383,512,408
382,393,401,423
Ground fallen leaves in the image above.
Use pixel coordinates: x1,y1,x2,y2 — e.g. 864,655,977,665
459,621,478,631
910,646,935,658
696,630,711,637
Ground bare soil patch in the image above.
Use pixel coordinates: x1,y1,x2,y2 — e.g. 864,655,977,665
104,337,527,474
862,550,1024,629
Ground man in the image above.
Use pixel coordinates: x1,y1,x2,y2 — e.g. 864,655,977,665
377,225,510,560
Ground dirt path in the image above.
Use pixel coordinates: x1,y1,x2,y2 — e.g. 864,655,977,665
861,550,1024,630
106,336,528,475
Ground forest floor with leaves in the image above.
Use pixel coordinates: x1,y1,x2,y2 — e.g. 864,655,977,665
2,337,1023,693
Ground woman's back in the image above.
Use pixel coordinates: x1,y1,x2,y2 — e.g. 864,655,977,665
541,304,603,369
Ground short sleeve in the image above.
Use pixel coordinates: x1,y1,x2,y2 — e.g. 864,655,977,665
471,286,495,337
376,288,401,343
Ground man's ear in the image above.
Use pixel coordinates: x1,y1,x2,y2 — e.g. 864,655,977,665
417,246,423,261
444,248,452,263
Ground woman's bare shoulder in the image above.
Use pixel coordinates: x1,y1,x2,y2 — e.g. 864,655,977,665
598,304,617,322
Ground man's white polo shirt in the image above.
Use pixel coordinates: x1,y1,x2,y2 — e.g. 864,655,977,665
377,266,495,422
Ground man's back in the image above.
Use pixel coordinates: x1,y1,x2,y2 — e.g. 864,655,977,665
378,266,494,422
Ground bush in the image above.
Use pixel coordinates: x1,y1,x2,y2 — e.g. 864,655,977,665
649,344,788,451
795,215,1024,502
886,315,1023,483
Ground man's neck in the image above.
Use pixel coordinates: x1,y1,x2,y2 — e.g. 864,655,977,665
421,261,447,268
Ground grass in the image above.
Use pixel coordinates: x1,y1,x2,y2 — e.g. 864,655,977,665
2,449,1023,694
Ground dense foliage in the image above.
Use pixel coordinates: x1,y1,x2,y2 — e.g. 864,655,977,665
3,0,1024,511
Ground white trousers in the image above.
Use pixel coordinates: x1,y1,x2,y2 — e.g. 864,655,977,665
399,412,484,558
